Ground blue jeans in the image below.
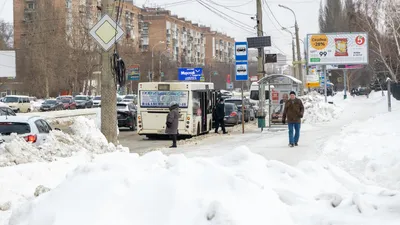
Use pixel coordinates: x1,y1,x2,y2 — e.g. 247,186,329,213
288,123,301,144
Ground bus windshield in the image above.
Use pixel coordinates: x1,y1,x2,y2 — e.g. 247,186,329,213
140,90,189,108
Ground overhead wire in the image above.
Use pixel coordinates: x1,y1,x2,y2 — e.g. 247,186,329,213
203,0,255,16
195,0,255,34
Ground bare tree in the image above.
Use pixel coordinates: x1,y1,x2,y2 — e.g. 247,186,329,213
0,20,13,49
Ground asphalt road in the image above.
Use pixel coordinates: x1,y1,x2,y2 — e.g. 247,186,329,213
117,128,170,154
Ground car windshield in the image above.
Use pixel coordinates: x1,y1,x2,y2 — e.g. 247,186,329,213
61,99,71,103
124,95,134,99
94,96,101,100
3,97,19,103
74,96,86,100
44,100,57,104
0,122,31,135
0,107,14,116
117,104,127,110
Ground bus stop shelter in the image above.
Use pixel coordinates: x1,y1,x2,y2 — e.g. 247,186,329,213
257,74,302,130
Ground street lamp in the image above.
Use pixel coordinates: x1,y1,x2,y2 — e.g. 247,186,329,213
279,4,304,95
151,41,165,82
282,27,296,77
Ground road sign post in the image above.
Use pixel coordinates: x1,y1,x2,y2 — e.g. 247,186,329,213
89,9,124,144
235,41,248,134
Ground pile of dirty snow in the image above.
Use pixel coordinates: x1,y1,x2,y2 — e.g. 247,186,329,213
7,147,400,225
321,108,400,190
0,117,128,167
299,92,342,123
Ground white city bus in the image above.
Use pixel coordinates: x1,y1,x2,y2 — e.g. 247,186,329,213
137,82,215,138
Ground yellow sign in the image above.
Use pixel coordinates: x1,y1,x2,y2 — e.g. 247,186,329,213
306,82,320,88
310,34,328,50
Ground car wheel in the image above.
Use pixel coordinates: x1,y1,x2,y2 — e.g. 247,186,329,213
27,108,31,113
16,109,20,113
130,118,136,131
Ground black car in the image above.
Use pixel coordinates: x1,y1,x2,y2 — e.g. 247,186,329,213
224,98,253,122
74,95,93,109
40,99,64,111
117,102,137,131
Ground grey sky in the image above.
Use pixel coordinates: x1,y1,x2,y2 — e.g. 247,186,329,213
0,0,320,61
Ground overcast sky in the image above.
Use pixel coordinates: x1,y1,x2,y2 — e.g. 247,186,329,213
0,0,320,61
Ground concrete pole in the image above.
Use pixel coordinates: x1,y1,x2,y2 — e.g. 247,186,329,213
343,69,347,99
295,21,303,95
256,0,265,120
292,38,296,77
100,0,118,144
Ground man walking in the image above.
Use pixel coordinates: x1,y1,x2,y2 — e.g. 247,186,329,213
165,102,179,148
214,98,228,134
282,91,304,147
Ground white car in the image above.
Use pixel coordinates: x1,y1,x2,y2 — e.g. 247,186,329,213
93,96,101,107
0,115,60,145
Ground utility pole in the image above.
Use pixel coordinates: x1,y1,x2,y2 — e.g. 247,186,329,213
100,0,118,144
291,38,296,77
256,0,264,81
295,21,303,95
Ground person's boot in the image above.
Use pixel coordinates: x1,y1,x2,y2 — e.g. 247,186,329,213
295,143,298,146
289,143,294,147
223,131,228,134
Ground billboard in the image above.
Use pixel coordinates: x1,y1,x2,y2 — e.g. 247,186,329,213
0,51,16,78
307,32,368,65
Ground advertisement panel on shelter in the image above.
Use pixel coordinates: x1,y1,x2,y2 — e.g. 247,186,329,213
307,32,368,65
270,88,291,123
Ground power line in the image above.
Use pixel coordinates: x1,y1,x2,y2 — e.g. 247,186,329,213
263,0,284,29
203,0,255,16
195,0,255,34
217,0,254,8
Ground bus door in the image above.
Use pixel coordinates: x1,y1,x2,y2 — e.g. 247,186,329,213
200,91,208,132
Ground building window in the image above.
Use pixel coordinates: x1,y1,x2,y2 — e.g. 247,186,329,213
27,3,35,9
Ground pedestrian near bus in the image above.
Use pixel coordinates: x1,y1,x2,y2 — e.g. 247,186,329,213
165,102,179,148
213,98,228,134
282,91,304,147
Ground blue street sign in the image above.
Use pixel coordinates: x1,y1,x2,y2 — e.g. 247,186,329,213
235,42,248,61
235,61,248,81
178,68,203,81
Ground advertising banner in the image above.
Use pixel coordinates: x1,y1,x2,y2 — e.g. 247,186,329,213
307,32,368,65
270,88,291,123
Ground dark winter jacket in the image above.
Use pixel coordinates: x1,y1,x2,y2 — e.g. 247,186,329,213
215,102,225,120
165,104,179,134
282,98,304,123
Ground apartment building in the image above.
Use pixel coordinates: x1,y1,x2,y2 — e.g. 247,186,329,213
200,26,235,65
141,7,207,65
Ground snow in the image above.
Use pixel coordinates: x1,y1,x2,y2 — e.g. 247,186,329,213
6,148,400,225
299,91,343,124
1,91,400,225
30,100,44,112
0,116,128,167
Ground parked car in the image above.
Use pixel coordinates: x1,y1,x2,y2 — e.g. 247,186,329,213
123,94,137,104
117,102,137,131
93,96,101,107
56,95,73,101
60,98,77,110
117,96,123,102
0,105,16,116
0,115,60,145
3,95,31,113
224,97,254,122
74,95,93,109
224,102,241,126
40,99,64,111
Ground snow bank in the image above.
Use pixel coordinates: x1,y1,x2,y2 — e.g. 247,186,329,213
0,116,128,167
7,147,400,225
30,100,44,112
321,108,400,190
299,91,342,123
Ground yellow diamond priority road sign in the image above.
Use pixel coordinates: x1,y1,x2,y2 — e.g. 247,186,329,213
89,14,124,51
